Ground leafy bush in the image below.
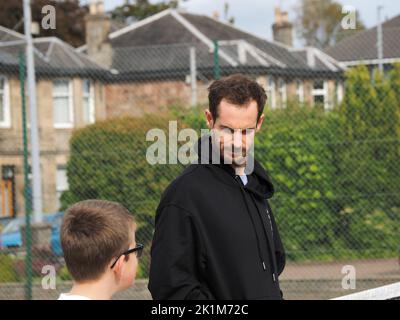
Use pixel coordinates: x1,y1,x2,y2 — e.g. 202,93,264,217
60,114,188,277
0,253,20,283
61,67,400,264
57,265,72,281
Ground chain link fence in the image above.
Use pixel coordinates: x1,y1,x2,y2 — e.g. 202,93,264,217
0,27,399,300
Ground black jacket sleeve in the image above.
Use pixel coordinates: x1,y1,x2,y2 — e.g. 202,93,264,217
148,204,215,300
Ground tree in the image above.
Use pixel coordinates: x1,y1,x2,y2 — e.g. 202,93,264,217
295,0,365,48
334,65,400,253
0,0,87,47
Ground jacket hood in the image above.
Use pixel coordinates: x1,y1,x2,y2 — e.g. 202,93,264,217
194,135,274,199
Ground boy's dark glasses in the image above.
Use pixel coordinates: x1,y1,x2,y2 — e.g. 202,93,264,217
110,243,144,269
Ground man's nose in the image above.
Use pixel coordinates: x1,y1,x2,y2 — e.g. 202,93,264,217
233,130,243,146
232,131,245,151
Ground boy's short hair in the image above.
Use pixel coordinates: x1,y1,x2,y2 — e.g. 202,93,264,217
61,200,135,282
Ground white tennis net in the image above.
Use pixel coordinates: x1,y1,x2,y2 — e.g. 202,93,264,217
331,282,400,300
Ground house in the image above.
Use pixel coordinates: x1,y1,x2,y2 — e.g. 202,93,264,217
0,26,108,218
0,3,345,218
80,3,345,118
325,14,400,73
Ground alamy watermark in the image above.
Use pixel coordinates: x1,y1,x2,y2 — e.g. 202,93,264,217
341,265,356,290
41,265,56,290
341,5,357,30
41,5,56,30
145,121,256,174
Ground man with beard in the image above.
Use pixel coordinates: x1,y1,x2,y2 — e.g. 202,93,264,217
148,74,286,300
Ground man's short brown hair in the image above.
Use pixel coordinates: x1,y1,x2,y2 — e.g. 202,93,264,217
61,200,135,282
208,74,267,121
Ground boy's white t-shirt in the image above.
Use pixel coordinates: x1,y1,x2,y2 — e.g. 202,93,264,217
58,293,91,300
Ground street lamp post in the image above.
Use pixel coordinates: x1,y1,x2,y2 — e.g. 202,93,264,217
23,0,43,223
377,6,384,73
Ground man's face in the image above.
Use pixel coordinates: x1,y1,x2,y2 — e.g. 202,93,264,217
205,98,264,170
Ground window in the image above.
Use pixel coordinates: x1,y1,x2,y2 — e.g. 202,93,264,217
82,79,95,124
335,80,344,105
0,76,10,128
278,79,287,108
266,76,276,109
312,80,328,109
296,79,304,104
56,166,68,208
53,79,73,128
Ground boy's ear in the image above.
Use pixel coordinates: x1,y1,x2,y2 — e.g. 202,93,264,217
112,256,125,277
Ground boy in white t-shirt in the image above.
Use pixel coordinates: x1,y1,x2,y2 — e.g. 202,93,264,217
58,200,143,300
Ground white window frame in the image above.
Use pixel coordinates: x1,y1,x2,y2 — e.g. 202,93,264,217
0,75,11,128
53,79,74,129
278,78,287,108
56,165,69,208
336,80,344,105
82,79,95,124
296,79,304,104
267,76,276,109
312,80,328,110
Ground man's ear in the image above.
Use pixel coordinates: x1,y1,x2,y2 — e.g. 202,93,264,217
256,114,265,132
205,109,214,129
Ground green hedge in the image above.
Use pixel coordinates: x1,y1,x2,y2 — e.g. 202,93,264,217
60,114,188,277
0,254,20,283
61,66,400,265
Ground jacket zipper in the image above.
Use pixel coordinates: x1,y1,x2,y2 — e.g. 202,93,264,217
251,197,278,283
265,206,277,282
235,176,276,283
266,207,274,238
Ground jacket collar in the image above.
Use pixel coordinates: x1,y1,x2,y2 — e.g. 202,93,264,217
195,135,274,199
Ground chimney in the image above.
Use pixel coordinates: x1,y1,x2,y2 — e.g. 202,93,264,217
212,11,220,20
85,0,113,67
272,7,293,47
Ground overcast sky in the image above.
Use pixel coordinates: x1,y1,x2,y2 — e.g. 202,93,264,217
90,0,400,45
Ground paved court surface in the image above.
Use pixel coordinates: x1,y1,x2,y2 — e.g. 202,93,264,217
0,258,398,299
280,257,400,280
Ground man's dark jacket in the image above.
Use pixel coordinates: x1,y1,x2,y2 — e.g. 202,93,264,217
148,137,286,300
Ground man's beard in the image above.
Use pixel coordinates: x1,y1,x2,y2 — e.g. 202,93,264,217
222,146,248,167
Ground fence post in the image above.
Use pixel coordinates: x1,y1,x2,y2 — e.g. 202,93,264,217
19,50,33,300
190,46,197,107
23,0,43,224
213,40,220,80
